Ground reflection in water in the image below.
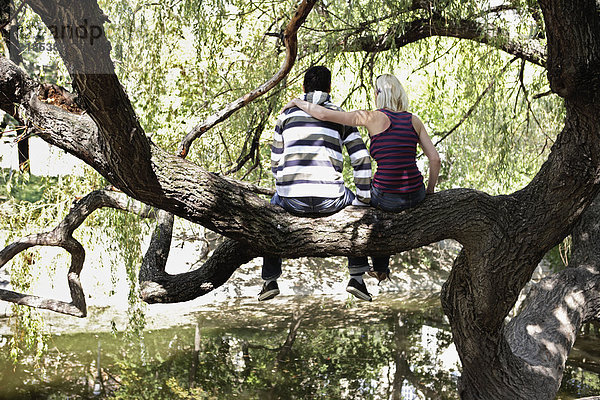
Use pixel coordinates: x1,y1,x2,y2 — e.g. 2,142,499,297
0,295,598,399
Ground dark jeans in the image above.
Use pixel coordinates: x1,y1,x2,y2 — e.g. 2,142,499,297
370,184,426,212
274,189,355,216
262,188,369,280
354,184,427,272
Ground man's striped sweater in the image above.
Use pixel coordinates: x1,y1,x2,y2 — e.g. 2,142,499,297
271,91,371,203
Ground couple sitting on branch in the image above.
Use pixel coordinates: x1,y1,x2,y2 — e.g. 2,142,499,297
259,66,441,302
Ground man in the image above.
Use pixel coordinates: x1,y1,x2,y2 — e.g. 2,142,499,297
259,66,373,302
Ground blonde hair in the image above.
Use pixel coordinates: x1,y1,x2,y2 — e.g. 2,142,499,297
374,74,409,112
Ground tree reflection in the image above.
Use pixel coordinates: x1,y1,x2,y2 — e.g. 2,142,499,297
108,299,461,399
0,297,598,399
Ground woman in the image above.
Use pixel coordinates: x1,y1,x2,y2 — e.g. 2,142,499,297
282,74,441,285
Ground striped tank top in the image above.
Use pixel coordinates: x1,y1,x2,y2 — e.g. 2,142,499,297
369,109,424,193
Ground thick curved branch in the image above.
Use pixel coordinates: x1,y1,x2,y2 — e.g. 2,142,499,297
0,187,257,310
138,210,255,303
501,193,600,399
344,17,546,67
132,187,492,303
176,0,317,158
25,0,154,197
0,189,155,317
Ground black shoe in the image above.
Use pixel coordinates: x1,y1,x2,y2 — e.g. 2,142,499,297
258,281,280,301
346,278,372,302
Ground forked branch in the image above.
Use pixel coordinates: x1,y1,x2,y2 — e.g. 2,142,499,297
0,189,155,317
0,188,258,315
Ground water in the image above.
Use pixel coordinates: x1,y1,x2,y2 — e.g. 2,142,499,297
0,294,598,399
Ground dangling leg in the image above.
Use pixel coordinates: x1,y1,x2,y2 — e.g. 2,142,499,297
259,256,281,301
368,255,391,284
346,256,372,301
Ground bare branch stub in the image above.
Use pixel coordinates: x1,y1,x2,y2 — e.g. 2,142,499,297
177,0,318,158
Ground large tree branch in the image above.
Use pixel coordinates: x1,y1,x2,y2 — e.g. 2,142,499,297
177,0,317,158
344,17,547,67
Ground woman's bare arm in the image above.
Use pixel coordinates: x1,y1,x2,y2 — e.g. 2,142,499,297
283,98,386,135
413,115,441,194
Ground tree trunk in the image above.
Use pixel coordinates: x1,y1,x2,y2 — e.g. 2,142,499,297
0,0,599,398
440,0,600,394
1,1,28,172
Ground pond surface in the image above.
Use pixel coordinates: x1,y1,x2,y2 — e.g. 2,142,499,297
0,294,599,399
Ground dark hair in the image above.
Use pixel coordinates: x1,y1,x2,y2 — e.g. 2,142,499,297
303,66,331,93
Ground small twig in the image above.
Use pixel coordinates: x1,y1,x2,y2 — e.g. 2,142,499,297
484,4,518,15
225,125,262,175
340,52,375,109
0,125,27,136
0,1,25,31
433,57,517,147
516,59,553,147
532,90,553,99
410,40,460,75
225,106,271,176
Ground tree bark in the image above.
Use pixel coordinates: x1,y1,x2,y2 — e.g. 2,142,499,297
0,0,599,398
